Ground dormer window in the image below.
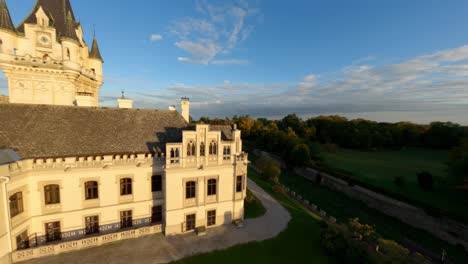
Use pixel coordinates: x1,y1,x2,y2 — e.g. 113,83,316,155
209,140,217,155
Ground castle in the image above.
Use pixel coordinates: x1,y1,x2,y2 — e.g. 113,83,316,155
0,1,247,263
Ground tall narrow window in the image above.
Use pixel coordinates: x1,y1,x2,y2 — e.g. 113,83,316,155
223,146,231,160
170,148,180,164
45,221,61,242
185,181,196,199
187,140,196,156
0,39,3,53
9,192,24,217
236,176,243,193
120,178,132,195
152,205,162,223
209,140,217,155
120,210,132,229
207,210,216,226
207,179,217,196
151,175,162,192
85,216,99,235
186,214,196,231
16,231,29,250
85,181,99,200
66,48,70,60
44,184,60,205
200,142,205,156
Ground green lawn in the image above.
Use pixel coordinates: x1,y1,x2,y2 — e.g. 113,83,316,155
280,169,468,264
174,168,336,264
321,148,468,222
244,189,266,219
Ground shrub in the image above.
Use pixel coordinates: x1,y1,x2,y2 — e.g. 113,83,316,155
290,143,312,166
393,176,405,187
270,175,280,184
272,184,286,195
322,143,339,153
417,171,434,191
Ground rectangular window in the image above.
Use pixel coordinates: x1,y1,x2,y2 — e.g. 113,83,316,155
85,181,99,200
16,230,29,250
185,181,196,199
9,192,24,217
207,179,217,196
186,214,196,231
44,185,60,205
151,205,162,223
236,176,243,193
223,146,231,160
45,221,61,243
85,216,99,235
151,175,162,192
207,210,216,226
120,178,132,196
120,210,133,229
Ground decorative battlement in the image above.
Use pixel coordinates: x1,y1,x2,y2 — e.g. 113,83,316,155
8,153,166,173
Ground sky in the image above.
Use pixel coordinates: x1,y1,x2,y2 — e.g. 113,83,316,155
3,0,468,124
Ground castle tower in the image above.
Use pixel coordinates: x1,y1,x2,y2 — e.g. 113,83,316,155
180,97,190,123
0,0,104,106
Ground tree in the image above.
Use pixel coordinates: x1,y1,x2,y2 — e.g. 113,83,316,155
448,137,468,187
347,218,378,244
290,143,311,166
417,172,434,191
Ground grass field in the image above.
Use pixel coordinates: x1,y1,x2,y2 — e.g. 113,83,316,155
174,168,335,264
321,148,468,222
280,169,468,264
244,189,266,219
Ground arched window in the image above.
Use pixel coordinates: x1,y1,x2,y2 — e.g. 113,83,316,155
9,192,23,217
44,184,60,205
185,181,196,199
207,179,217,196
84,181,99,200
42,54,49,61
187,140,196,156
200,142,205,156
120,178,132,195
209,140,217,155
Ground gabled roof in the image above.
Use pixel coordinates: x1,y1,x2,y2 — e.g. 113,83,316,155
0,0,16,33
89,36,103,61
17,0,79,42
0,104,189,159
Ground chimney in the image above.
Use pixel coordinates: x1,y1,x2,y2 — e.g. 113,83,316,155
118,90,133,109
180,97,190,123
168,105,176,111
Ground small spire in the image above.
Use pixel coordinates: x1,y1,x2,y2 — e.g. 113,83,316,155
0,0,16,33
89,32,104,62
121,89,126,99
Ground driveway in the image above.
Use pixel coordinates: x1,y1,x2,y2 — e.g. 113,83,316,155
23,178,291,264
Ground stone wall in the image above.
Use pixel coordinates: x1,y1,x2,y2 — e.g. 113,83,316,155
295,167,468,251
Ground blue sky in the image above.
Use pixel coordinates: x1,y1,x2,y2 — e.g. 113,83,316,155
4,0,468,124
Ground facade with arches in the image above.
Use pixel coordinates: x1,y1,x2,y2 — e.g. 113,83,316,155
0,0,103,106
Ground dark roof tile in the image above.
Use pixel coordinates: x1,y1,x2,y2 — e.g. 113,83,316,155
0,104,188,159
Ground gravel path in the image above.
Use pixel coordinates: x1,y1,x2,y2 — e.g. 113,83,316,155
23,178,291,264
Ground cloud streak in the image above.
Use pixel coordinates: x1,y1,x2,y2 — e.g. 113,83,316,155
169,0,259,65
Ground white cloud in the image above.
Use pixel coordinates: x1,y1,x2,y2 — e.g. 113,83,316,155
150,34,163,42
169,0,260,65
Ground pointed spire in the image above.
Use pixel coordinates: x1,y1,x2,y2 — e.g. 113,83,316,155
0,0,16,33
61,10,78,41
89,33,103,62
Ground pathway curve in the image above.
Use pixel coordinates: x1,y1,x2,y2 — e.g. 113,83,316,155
24,178,291,264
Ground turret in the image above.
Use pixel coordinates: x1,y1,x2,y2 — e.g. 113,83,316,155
0,0,15,33
88,34,104,82
0,0,16,57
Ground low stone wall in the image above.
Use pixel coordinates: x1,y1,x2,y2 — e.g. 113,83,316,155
295,167,468,252
12,224,162,263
